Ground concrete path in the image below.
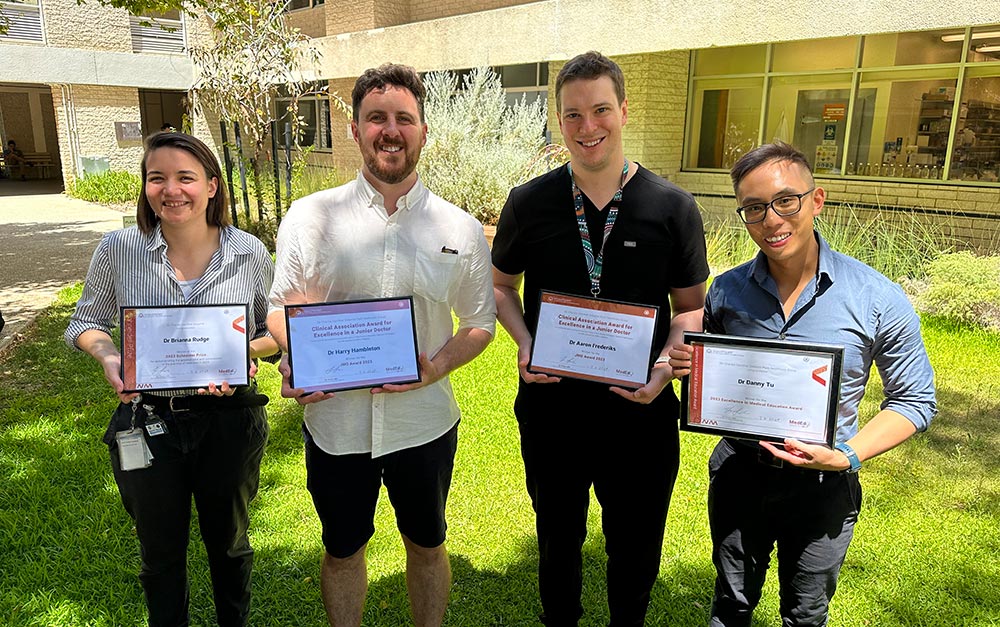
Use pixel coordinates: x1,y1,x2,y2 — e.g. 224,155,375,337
0,179,126,354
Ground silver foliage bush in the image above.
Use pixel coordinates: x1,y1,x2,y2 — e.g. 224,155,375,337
418,67,563,225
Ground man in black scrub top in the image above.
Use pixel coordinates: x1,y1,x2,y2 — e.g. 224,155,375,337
492,51,710,627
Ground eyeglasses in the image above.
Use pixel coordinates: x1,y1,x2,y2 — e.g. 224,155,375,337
735,188,815,224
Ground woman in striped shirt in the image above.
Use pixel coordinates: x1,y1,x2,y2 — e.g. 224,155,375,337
66,132,277,627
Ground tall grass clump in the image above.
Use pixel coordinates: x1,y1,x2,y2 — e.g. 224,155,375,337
65,170,141,204
704,201,953,281
817,202,952,281
704,219,760,273
290,162,350,200
419,67,566,225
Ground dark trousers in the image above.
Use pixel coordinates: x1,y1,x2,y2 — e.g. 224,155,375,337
517,386,680,627
708,439,862,627
106,399,269,627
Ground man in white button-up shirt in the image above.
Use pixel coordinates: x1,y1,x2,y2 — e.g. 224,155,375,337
267,64,496,627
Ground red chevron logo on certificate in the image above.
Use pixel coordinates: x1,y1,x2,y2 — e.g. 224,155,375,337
812,365,828,386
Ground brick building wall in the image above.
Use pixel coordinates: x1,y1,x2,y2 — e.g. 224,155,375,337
326,0,410,36
50,88,72,183
286,5,327,39
39,92,61,168
323,0,538,35
0,92,34,151
43,0,132,52
546,51,688,181
51,85,144,181
375,0,411,30
184,11,215,49
325,77,362,175
617,51,688,180
409,0,538,23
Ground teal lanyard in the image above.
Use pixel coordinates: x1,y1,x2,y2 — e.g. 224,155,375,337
569,161,629,297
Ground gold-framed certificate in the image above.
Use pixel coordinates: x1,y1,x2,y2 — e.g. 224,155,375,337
120,304,251,393
285,297,421,393
681,332,843,447
528,290,659,389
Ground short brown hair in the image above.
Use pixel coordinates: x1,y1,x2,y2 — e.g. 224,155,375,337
555,51,626,113
352,63,426,123
729,142,815,195
136,132,230,234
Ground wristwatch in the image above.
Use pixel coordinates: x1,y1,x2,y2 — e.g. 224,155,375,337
835,442,862,473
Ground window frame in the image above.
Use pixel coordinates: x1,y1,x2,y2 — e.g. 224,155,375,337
684,26,1000,186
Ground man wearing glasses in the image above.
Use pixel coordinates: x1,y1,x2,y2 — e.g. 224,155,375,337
669,142,936,626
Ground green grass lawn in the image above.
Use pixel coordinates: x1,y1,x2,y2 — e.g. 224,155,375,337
1,286,998,626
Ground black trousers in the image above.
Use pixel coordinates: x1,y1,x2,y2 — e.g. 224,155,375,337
105,396,268,627
708,439,862,627
516,384,681,627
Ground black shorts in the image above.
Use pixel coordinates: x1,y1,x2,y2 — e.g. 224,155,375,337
304,422,458,558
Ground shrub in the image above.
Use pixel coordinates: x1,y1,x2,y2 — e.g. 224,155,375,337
906,252,1000,330
419,67,565,225
66,170,141,204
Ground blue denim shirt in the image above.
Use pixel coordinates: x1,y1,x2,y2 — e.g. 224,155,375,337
704,232,936,443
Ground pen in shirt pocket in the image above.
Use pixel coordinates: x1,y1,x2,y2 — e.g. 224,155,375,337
441,246,458,254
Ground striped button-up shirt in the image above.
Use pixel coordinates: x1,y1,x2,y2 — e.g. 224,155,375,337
66,224,274,396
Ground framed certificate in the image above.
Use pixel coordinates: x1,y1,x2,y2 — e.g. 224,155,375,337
528,290,659,389
285,297,421,394
120,304,251,393
681,332,843,447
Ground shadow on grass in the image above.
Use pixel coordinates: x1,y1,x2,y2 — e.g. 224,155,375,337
0,221,123,293
3,299,999,626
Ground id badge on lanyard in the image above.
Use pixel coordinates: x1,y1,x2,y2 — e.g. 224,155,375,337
116,397,154,471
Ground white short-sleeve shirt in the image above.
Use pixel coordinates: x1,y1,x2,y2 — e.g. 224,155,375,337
269,173,496,457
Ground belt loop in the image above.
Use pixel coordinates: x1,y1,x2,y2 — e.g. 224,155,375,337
168,396,190,413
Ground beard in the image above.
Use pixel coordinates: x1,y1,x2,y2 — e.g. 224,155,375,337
362,140,421,185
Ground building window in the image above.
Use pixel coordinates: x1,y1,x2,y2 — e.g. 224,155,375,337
693,44,766,76
964,26,1000,63
862,29,964,67
129,10,185,54
276,83,332,151
949,70,1000,181
849,68,958,178
422,63,549,109
771,36,857,73
286,0,324,11
498,62,548,108
686,26,1000,184
767,73,854,174
0,0,44,44
688,78,762,169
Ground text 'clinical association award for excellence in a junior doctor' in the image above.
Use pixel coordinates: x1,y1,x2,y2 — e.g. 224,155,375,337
528,290,659,389
285,297,421,394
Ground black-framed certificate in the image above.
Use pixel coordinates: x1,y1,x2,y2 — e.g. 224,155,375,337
528,290,659,389
120,304,251,393
680,332,843,447
285,297,421,394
